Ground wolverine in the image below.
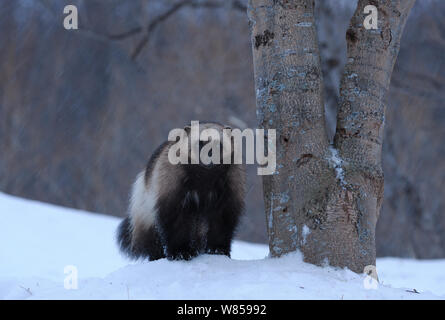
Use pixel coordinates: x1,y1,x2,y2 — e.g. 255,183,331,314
117,122,245,261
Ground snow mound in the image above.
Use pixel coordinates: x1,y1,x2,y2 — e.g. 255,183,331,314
0,192,444,299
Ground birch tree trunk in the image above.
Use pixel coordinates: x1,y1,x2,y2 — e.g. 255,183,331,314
248,0,415,273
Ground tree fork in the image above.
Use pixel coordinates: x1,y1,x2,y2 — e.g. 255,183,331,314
248,0,415,273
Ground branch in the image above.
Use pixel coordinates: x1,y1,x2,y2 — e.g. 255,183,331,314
108,27,143,40
131,0,247,60
334,0,415,172
47,0,246,60
131,0,192,60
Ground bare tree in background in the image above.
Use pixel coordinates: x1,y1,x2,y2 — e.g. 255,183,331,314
248,0,415,273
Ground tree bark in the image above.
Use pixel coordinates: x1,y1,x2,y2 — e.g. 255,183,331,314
248,0,415,273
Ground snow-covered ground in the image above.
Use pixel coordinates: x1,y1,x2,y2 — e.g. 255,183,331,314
0,192,444,299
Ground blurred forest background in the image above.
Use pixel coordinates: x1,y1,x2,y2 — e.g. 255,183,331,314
1,0,444,258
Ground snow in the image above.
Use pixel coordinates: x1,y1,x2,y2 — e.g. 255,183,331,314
0,192,444,300
302,225,311,245
327,146,347,187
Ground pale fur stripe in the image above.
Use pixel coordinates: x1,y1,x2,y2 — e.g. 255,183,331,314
129,171,158,233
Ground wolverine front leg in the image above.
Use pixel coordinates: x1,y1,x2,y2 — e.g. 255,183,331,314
158,206,201,260
205,204,240,257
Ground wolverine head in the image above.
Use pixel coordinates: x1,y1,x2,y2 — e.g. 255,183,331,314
167,121,235,167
